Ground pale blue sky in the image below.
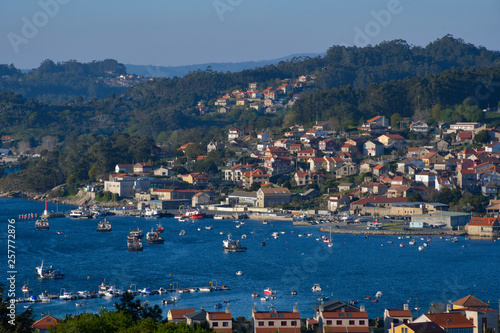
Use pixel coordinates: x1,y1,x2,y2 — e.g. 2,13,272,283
2,0,499,69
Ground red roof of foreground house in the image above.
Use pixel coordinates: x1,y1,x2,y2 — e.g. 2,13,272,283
387,309,413,317
168,308,196,319
253,311,301,320
422,313,475,329
452,295,490,308
32,315,59,331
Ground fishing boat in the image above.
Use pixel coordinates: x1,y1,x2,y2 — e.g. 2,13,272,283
144,207,160,218
156,223,164,233
312,284,322,292
179,205,205,219
59,289,76,300
127,238,143,251
222,234,247,252
21,284,32,293
35,218,49,230
96,218,112,232
264,287,274,295
146,229,165,244
36,261,65,279
128,228,143,239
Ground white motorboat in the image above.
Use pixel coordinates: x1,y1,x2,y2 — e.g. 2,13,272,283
144,208,160,218
39,292,51,303
236,271,243,276
77,291,91,299
375,291,383,298
59,289,75,300
199,287,212,292
214,215,224,220
36,261,65,279
260,296,268,302
179,230,185,236
312,284,322,292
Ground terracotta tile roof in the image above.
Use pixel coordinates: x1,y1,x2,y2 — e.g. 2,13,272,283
368,115,382,122
208,312,233,320
32,315,59,330
253,311,301,319
154,189,174,193
468,217,500,226
373,165,386,170
322,311,368,319
387,309,413,317
423,313,475,329
452,295,490,308
169,308,196,319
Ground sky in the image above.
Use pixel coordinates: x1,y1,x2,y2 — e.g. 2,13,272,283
1,0,500,70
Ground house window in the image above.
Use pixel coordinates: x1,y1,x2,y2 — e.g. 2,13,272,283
223,322,228,327
213,322,219,327
291,321,297,326
269,321,274,326
402,327,408,333
327,320,332,325
349,320,355,325
360,320,365,325
281,321,287,326
337,320,343,325
258,321,264,327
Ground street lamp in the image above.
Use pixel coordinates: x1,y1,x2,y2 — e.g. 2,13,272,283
445,318,451,333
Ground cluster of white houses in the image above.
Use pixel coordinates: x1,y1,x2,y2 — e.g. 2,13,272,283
33,295,498,333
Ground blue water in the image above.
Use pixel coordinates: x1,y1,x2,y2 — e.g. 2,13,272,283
1,198,499,320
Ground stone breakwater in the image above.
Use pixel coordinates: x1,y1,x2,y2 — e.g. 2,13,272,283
319,227,467,236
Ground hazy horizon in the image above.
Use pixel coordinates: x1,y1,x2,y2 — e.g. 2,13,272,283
2,0,500,69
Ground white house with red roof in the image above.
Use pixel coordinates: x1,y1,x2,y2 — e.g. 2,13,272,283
451,295,498,333
228,128,243,140
115,164,134,174
207,310,233,333
252,307,301,333
383,305,412,333
306,128,327,137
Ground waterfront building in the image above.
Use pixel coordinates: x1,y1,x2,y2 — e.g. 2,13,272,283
252,306,300,333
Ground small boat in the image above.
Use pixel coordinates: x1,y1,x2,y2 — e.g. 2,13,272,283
178,289,190,294
178,218,187,222
39,292,51,303
144,207,160,218
56,231,64,235
96,218,112,232
182,208,205,219
261,241,266,246
364,295,371,299
77,291,91,299
375,291,383,298
189,288,199,293
75,301,84,307
197,227,202,231
222,235,247,252
262,221,268,225
156,223,164,233
146,229,165,244
59,290,75,300
418,246,425,251
317,296,330,301
252,292,259,298
328,242,333,248
129,228,143,239
371,298,379,303
199,287,212,292
214,303,223,309
235,224,242,228
400,243,405,247
205,225,213,230
236,271,243,276
127,238,143,251
36,261,65,279
409,239,416,246
35,218,49,231
241,234,247,239
214,215,224,220
260,296,268,302
291,290,297,295
264,287,273,295
21,284,32,293
179,230,186,236
312,284,322,292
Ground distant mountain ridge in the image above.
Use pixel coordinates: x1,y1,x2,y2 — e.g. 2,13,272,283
124,53,325,78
